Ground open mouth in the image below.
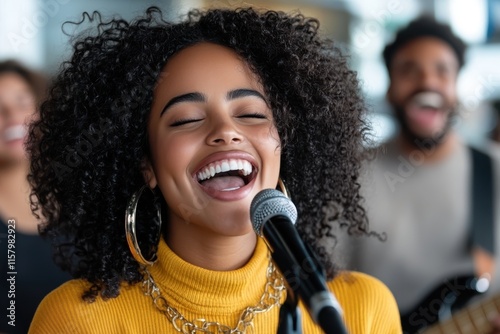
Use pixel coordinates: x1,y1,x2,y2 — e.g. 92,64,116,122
409,91,444,111
3,125,26,143
406,92,446,128
196,159,257,192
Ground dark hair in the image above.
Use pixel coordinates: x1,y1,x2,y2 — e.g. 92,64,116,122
0,60,47,103
383,16,467,72
28,7,370,301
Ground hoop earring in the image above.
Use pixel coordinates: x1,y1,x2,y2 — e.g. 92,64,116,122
277,178,290,199
125,185,162,266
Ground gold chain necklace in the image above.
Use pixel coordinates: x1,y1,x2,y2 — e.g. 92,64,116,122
141,256,285,334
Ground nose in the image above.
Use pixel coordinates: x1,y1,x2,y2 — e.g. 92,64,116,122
418,67,440,91
205,116,244,146
0,105,11,118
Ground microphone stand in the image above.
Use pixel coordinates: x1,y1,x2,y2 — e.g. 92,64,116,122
304,244,349,334
272,237,349,334
275,245,303,334
277,289,302,334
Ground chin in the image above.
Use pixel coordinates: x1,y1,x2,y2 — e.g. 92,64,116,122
413,128,444,140
0,151,27,165
403,127,448,147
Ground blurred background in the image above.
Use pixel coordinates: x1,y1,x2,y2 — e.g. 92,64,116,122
1,0,499,146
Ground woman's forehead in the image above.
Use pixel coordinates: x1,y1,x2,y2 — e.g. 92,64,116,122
154,43,263,99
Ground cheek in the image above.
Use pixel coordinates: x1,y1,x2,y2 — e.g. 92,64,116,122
0,108,35,127
444,83,457,102
391,82,411,98
150,135,195,211
261,128,280,158
260,126,281,178
267,123,281,146
153,133,197,177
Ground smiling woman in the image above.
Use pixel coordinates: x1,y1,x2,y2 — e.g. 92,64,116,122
145,43,281,246
0,61,70,334
27,6,402,334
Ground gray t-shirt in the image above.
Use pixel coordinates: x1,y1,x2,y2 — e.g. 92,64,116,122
338,139,500,313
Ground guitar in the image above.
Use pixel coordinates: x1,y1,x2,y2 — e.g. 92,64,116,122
400,275,493,333
420,293,500,333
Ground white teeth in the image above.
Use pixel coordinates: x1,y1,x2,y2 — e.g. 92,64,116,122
243,161,252,176
3,125,26,142
221,161,230,172
196,158,254,182
229,160,238,170
411,92,444,109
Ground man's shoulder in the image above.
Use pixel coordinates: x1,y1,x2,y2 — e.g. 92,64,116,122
362,138,401,169
483,141,500,163
466,141,500,174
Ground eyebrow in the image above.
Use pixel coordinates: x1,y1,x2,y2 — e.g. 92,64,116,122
226,89,266,102
160,89,267,116
160,92,206,116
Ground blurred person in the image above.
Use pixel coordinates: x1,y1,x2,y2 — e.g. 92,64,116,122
0,61,70,334
27,7,402,333
343,17,500,333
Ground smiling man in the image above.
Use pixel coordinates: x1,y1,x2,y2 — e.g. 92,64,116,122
344,17,500,333
384,17,464,160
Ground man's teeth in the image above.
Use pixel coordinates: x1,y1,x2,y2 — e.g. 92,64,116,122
197,159,253,182
3,125,27,142
412,92,444,109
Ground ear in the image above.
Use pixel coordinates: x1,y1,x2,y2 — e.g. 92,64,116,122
141,158,157,189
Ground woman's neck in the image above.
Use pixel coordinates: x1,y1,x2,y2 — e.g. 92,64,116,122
167,222,257,271
0,160,39,234
0,159,28,184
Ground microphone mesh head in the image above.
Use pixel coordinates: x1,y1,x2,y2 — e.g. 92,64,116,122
250,189,297,236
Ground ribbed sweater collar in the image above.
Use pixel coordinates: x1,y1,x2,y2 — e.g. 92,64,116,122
149,237,270,315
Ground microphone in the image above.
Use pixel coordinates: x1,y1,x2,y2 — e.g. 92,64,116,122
250,189,348,334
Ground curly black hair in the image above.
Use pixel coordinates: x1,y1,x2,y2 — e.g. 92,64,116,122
28,6,370,301
383,15,467,72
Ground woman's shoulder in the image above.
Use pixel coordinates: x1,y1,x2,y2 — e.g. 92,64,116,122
28,279,148,333
328,271,403,334
28,279,91,333
35,279,90,307
328,270,397,308
329,270,391,292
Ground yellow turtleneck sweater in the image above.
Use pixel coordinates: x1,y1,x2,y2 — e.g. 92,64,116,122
29,238,401,333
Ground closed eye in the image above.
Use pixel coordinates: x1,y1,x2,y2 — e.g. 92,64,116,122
170,118,203,127
237,113,268,119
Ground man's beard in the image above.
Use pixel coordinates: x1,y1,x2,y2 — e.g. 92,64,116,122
392,102,458,150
